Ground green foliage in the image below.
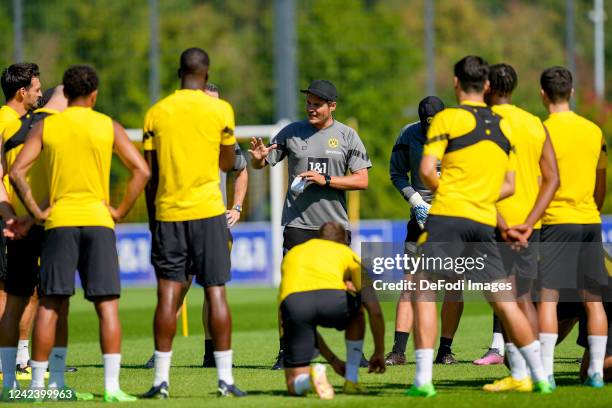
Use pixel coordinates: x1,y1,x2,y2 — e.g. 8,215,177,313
1,0,610,221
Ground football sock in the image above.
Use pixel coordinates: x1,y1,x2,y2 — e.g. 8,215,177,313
587,335,607,377
30,360,48,389
439,336,453,352
16,340,30,367
293,373,311,395
48,347,67,389
392,331,409,354
0,347,18,389
539,333,558,377
345,340,363,383
103,353,122,393
519,341,547,382
153,350,172,386
204,339,214,357
414,348,434,387
491,332,505,355
214,350,234,385
506,342,528,380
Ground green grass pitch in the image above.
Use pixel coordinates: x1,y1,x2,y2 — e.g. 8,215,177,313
19,287,612,407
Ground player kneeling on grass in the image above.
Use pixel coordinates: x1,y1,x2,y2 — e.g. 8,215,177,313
279,221,385,400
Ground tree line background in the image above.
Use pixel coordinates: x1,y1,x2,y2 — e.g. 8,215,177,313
0,0,610,221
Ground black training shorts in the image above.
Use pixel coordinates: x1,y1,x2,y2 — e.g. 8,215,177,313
280,289,361,368
419,215,506,283
5,225,44,297
40,227,120,300
539,224,607,292
152,214,231,287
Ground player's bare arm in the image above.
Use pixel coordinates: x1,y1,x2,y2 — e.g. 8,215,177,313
498,170,515,200
0,136,17,223
219,143,236,173
298,168,368,190
509,132,559,241
227,167,248,227
248,137,276,169
361,286,386,374
144,150,158,229
594,138,607,211
419,154,440,192
9,120,47,222
108,120,150,221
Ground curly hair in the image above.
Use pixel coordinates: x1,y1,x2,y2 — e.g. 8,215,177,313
489,63,517,96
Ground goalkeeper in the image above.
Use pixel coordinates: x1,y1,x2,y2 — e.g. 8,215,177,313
387,96,464,366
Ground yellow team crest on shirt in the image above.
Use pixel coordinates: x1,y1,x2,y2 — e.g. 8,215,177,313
328,137,339,148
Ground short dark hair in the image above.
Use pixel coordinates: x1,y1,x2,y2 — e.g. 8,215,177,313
318,222,347,244
179,48,210,76
489,63,517,96
454,56,489,93
1,62,40,101
62,65,98,101
540,66,572,103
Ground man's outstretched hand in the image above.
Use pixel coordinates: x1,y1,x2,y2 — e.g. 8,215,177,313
248,137,276,162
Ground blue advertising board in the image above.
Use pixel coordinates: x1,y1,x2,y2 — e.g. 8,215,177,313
116,217,612,287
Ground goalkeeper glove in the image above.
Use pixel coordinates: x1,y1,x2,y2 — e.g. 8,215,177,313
409,192,431,229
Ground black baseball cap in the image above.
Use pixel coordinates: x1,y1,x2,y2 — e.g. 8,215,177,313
300,79,338,102
418,96,445,135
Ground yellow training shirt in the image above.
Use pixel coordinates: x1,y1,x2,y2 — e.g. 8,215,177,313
0,105,19,132
0,105,21,204
2,108,57,217
494,104,546,228
42,106,114,230
542,111,606,225
278,238,362,303
143,89,236,222
424,101,516,227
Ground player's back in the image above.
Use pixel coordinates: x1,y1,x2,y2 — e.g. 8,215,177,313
42,106,114,229
143,89,235,222
426,102,515,227
494,104,546,227
279,239,361,303
543,111,604,225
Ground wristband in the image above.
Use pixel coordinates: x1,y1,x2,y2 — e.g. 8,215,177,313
324,174,331,187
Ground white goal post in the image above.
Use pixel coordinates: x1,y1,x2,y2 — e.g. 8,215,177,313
127,121,289,286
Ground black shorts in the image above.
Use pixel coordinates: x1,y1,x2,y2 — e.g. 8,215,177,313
5,225,44,297
420,215,506,283
0,220,6,281
496,229,540,280
539,224,607,292
404,217,422,256
152,214,231,287
280,289,361,368
283,226,352,254
40,227,120,300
